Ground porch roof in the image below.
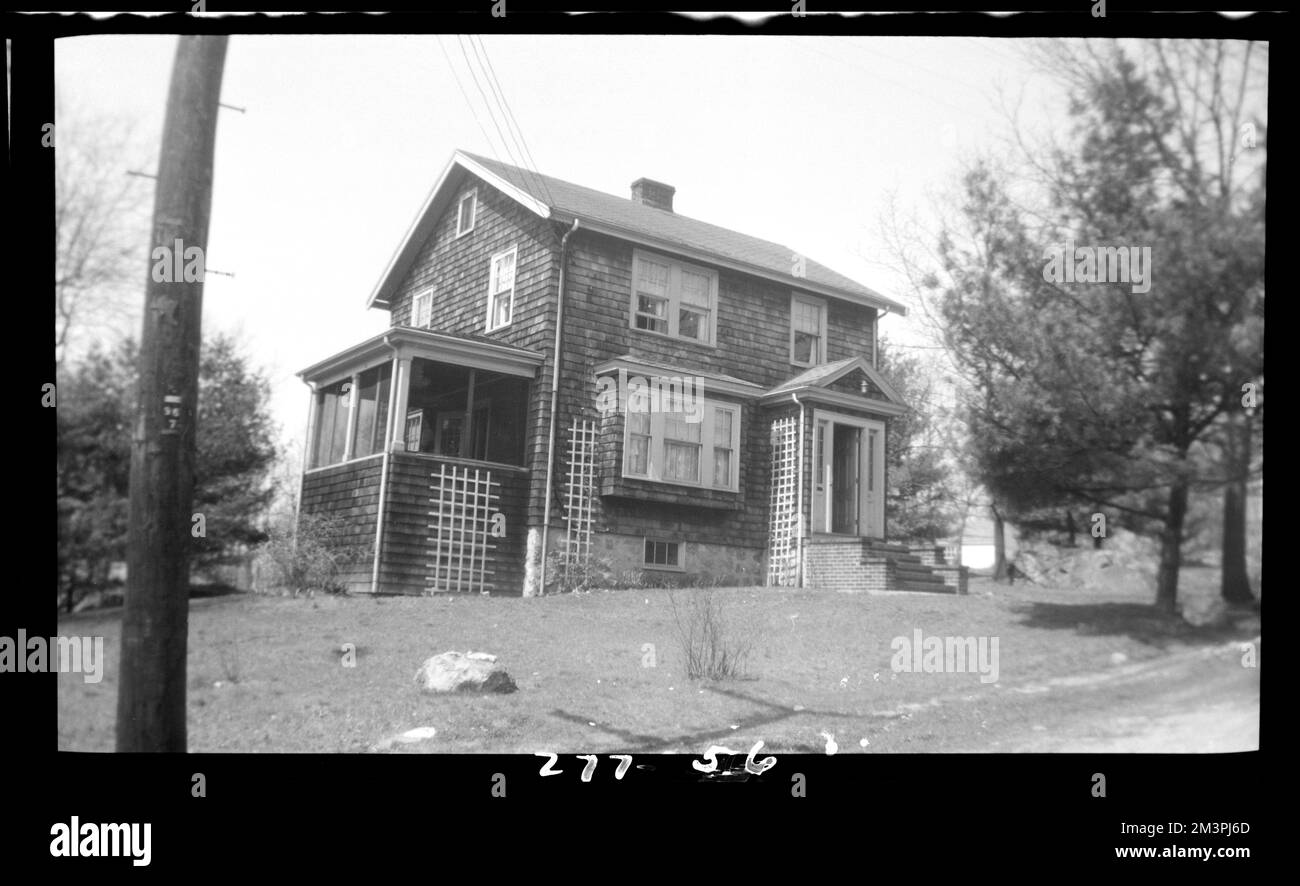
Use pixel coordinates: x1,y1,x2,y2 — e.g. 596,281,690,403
297,326,544,387
761,356,909,416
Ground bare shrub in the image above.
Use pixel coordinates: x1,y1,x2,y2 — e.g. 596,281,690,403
667,588,760,680
254,512,368,597
544,551,611,594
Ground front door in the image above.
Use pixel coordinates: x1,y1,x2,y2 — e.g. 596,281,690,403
831,424,860,533
811,411,886,538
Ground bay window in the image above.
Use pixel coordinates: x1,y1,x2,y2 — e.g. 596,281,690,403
622,401,740,490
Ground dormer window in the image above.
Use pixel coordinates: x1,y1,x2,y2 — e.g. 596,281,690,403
790,293,827,367
456,189,477,237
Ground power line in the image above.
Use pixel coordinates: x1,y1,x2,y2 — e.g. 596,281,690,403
456,36,529,175
467,34,556,208
435,34,504,164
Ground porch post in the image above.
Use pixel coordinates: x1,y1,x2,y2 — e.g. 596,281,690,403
461,368,477,458
302,384,320,472
381,355,402,450
391,357,413,451
342,371,361,462
372,355,401,594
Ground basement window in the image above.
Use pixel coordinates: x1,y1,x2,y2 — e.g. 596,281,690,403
644,538,683,571
456,189,477,237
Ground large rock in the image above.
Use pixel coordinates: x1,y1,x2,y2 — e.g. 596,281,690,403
414,651,517,694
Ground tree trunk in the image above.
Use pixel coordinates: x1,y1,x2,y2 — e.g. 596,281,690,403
991,503,1008,582
1221,414,1254,606
1154,476,1190,614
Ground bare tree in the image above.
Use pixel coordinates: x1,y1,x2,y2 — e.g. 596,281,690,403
55,96,153,370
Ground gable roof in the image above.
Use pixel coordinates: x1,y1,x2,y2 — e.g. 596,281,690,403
762,355,908,414
366,150,907,316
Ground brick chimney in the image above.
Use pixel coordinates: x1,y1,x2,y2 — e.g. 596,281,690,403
630,177,675,212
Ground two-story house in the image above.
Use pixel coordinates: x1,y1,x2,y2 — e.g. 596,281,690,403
296,150,967,596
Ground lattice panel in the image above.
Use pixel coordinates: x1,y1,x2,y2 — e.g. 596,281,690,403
427,463,500,594
767,416,800,587
564,419,598,577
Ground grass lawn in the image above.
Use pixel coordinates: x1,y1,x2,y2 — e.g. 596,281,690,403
57,566,1258,754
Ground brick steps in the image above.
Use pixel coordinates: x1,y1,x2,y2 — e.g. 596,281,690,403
805,537,968,594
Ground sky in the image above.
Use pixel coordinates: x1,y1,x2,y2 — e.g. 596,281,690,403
54,33,1072,454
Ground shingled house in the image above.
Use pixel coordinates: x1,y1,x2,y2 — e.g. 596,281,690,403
296,150,967,596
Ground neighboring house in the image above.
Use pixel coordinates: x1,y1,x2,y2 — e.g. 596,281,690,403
296,150,967,596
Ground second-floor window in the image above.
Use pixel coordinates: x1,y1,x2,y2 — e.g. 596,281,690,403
630,250,717,345
412,288,433,328
623,401,740,490
790,293,827,366
486,246,517,331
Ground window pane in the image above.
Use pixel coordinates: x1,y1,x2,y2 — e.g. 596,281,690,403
637,257,669,293
680,270,710,306
713,408,733,445
472,405,489,460
627,411,650,435
637,294,667,318
437,414,463,457
314,390,338,467
794,299,823,332
352,366,383,459
491,291,512,327
679,307,708,341
664,441,700,482
713,448,731,488
664,414,701,443
373,364,391,453
665,542,679,567
626,434,649,475
636,294,668,333
459,194,475,231
405,410,424,452
414,293,432,328
493,252,516,292
793,331,819,364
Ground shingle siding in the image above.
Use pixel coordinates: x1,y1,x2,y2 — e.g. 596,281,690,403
386,178,563,528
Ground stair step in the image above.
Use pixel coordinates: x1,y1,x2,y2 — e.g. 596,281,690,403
863,553,924,566
897,575,948,587
895,580,956,593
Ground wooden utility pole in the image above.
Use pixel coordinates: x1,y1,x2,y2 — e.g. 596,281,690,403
117,35,228,753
